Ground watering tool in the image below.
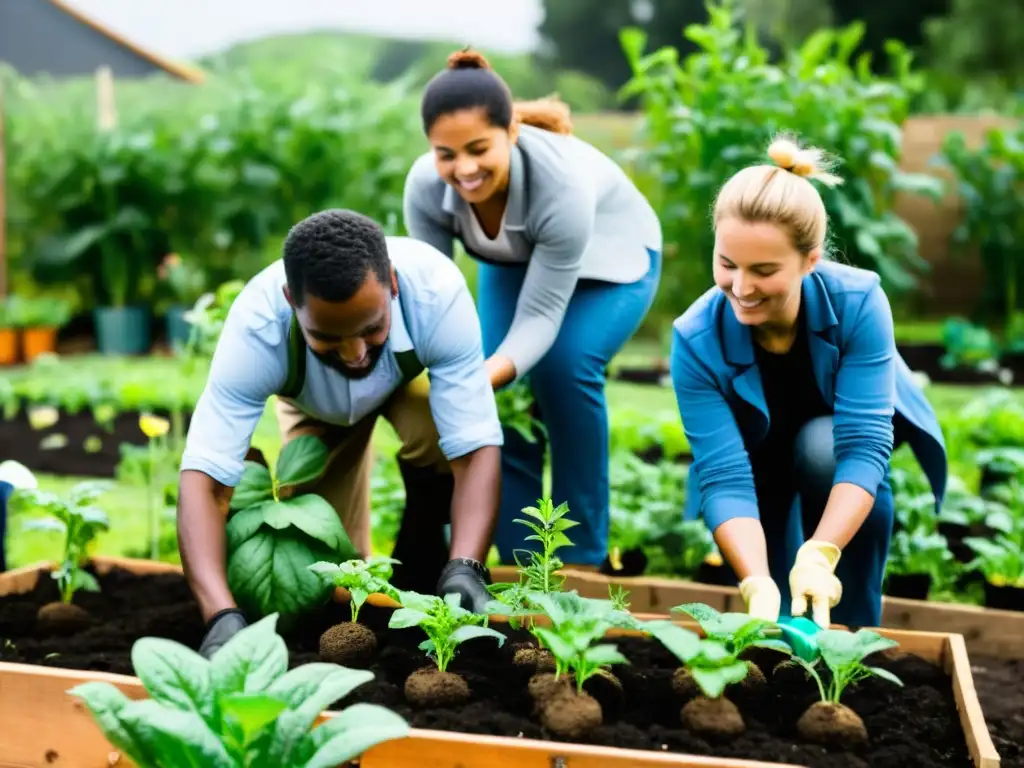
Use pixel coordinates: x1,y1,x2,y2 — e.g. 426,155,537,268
768,615,822,662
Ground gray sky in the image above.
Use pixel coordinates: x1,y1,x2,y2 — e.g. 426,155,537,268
62,0,544,61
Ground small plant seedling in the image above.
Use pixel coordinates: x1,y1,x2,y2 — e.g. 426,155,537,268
486,497,578,626
389,590,506,708
15,480,112,634
643,619,750,740
68,614,409,767
308,556,400,667
225,435,360,622
524,591,631,740
785,628,904,748
671,602,792,689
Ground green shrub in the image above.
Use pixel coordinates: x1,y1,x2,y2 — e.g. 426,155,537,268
4,68,423,310
618,0,943,318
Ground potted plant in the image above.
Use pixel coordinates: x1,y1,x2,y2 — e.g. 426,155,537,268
9,295,74,362
158,253,207,350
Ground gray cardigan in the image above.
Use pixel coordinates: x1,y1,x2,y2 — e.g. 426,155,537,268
402,124,662,379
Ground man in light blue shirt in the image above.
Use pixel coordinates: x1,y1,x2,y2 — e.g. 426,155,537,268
178,209,504,657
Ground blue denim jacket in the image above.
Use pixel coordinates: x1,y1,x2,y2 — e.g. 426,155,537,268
670,260,947,532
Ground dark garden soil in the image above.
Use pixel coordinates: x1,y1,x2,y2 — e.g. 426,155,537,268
2,567,1018,766
0,409,191,477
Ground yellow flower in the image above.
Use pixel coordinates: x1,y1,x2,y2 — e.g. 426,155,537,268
703,550,723,567
139,414,170,439
28,405,59,431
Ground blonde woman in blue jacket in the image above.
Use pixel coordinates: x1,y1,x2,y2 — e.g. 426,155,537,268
403,49,663,568
671,137,947,628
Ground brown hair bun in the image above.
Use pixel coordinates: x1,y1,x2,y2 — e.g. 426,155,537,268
447,48,491,70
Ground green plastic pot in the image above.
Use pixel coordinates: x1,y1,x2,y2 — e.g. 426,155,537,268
165,304,192,349
93,306,151,356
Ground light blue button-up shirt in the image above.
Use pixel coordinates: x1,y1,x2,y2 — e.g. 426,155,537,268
180,236,503,487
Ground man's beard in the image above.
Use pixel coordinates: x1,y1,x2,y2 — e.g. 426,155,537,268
313,344,385,380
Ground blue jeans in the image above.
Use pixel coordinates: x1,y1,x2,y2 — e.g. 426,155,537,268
476,249,662,565
756,415,894,627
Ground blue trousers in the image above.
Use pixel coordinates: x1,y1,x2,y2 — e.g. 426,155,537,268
753,415,895,627
476,249,661,566
0,480,11,572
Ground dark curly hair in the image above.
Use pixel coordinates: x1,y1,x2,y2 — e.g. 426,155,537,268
282,209,391,307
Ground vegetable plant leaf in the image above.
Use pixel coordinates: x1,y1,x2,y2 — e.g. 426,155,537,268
226,529,336,619
389,608,430,628
283,494,358,556
210,614,288,696
226,506,267,551
117,700,235,767
67,682,159,767
642,620,703,663
865,666,904,687
303,704,410,768
219,692,288,746
71,568,100,593
131,637,214,723
583,644,629,667
266,664,372,710
230,462,274,510
275,435,329,489
690,660,749,699
449,625,506,646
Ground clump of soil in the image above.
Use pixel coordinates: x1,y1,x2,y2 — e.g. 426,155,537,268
404,666,470,708
681,695,745,739
671,660,764,700
512,643,555,672
540,689,602,739
36,601,90,635
318,621,376,667
796,701,868,748
528,671,572,704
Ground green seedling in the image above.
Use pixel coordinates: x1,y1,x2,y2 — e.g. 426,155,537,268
389,590,505,708
16,480,111,631
68,614,409,767
523,591,631,740
225,435,359,622
308,556,401,667
642,619,750,738
784,628,903,748
486,497,578,626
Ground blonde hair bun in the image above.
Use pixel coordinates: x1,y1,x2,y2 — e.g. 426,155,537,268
767,136,843,187
447,48,491,71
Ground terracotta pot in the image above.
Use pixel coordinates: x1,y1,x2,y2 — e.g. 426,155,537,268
21,326,58,362
0,328,18,365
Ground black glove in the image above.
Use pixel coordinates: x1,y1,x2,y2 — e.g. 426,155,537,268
436,558,492,614
198,608,248,659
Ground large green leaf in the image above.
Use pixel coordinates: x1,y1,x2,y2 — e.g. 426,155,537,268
67,682,160,767
282,494,357,556
303,704,410,768
275,435,329,489
210,614,288,695
231,462,275,511
131,637,215,724
117,700,235,768
226,530,336,619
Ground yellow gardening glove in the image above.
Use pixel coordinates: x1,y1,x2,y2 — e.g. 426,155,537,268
738,575,781,623
789,540,842,628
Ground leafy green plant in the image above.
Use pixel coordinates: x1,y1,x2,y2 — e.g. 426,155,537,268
494,379,547,444
526,591,630,692
964,534,1024,587
886,530,956,587
486,498,581,627
16,480,111,605
309,556,400,623
618,0,943,322
225,435,359,621
389,590,505,674
671,603,792,660
68,613,409,767
784,628,903,747
642,619,750,738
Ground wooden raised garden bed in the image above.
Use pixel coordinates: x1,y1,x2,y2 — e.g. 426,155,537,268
0,556,1000,768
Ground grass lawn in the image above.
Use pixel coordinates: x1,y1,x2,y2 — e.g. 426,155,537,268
4,343,1017,570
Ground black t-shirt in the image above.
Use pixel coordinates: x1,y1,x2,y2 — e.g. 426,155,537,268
749,306,832,507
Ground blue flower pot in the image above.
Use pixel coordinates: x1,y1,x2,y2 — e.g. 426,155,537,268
165,304,193,350
94,306,151,356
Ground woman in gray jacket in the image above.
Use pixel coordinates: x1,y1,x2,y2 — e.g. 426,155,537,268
403,49,663,568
